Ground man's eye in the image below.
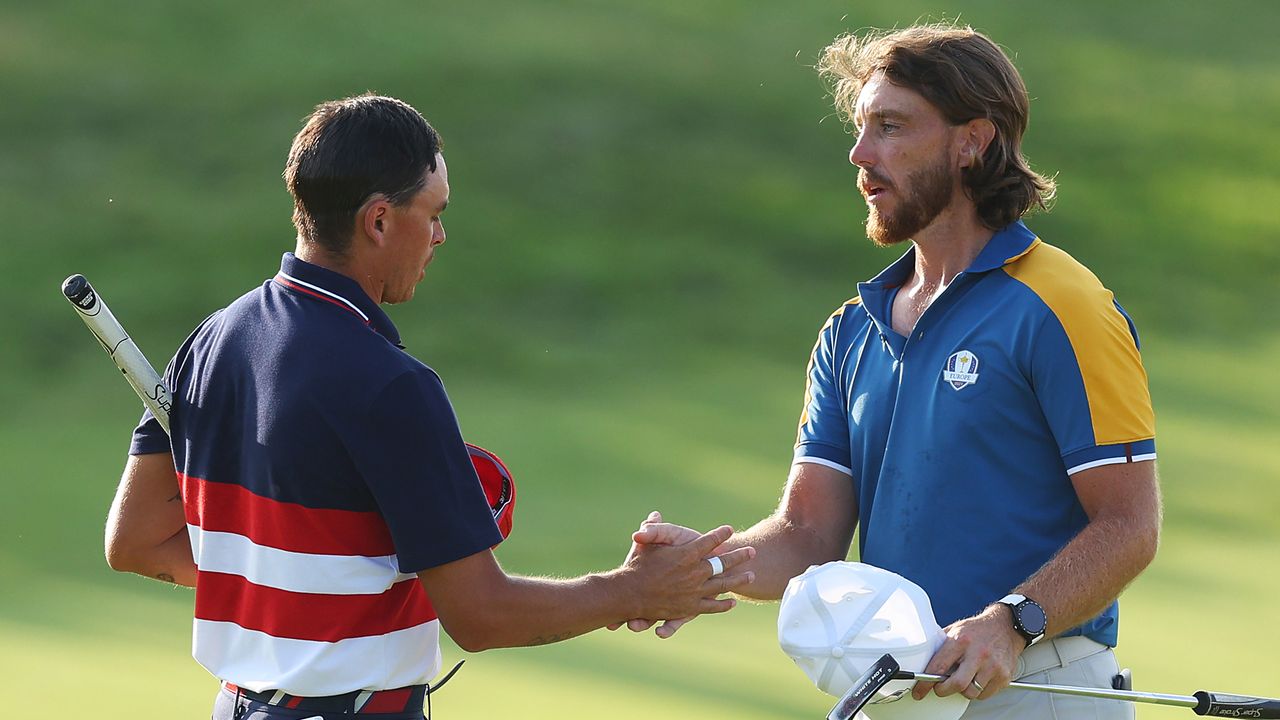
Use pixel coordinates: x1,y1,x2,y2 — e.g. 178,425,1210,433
881,122,900,133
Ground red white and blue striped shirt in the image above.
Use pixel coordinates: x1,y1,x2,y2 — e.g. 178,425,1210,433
132,253,502,696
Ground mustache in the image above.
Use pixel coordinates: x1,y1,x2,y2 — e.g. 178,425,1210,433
858,169,894,193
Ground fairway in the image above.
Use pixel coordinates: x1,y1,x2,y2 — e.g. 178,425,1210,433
2,2,1278,718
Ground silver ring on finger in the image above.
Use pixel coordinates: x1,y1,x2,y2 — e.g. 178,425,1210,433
970,679,984,693
706,555,724,577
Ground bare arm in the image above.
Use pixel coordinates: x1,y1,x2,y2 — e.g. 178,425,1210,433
917,460,1161,701
105,452,196,587
620,461,858,638
418,524,755,652
1019,460,1161,635
717,461,859,600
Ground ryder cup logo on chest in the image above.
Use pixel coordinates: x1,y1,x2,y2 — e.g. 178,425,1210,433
942,350,980,390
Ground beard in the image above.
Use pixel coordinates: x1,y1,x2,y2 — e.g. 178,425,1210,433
863,152,957,247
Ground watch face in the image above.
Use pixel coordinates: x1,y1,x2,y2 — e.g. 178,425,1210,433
1019,601,1048,636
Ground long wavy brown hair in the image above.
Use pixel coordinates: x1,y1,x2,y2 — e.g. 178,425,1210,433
819,24,1056,229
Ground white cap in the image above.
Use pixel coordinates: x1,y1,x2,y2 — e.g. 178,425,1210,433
778,561,968,720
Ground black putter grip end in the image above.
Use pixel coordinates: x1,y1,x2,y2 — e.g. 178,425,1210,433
1194,691,1280,718
63,274,90,303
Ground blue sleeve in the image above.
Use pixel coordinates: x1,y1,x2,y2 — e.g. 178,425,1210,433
1030,300,1156,475
793,306,853,475
129,356,177,456
128,310,224,456
129,408,171,455
350,368,503,574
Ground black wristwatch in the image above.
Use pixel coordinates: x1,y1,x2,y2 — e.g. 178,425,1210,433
998,594,1047,646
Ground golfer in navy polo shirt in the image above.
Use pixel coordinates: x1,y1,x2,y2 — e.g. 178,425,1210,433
629,25,1160,720
103,94,756,719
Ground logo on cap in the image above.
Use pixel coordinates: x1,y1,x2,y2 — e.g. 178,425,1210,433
942,350,980,390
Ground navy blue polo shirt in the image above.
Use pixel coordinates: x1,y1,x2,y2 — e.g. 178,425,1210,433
132,252,503,574
795,221,1156,646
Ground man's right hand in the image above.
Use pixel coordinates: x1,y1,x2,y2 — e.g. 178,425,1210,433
609,511,726,637
617,516,753,626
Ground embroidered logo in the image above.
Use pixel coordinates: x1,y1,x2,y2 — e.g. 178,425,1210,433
942,350,980,390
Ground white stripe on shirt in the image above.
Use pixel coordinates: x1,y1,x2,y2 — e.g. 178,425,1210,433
188,525,415,595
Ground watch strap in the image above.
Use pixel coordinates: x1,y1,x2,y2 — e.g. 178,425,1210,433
998,594,1046,645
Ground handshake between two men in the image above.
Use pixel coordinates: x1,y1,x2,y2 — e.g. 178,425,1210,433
608,510,761,640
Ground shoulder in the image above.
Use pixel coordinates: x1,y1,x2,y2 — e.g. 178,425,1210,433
1002,240,1109,305
1000,240,1137,344
819,296,865,334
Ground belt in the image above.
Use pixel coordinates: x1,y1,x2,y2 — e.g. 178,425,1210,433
223,682,427,715
1015,635,1111,679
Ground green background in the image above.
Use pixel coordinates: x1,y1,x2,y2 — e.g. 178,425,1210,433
2,1,1277,717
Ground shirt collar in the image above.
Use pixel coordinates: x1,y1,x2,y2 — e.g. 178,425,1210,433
276,253,402,347
862,219,1041,289
965,219,1040,273
855,220,1041,338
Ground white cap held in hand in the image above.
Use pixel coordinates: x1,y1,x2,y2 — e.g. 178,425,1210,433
778,561,969,720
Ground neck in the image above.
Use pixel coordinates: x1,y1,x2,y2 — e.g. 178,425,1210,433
909,203,994,286
294,238,385,304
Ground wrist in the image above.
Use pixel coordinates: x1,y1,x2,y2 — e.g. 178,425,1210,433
991,603,1030,652
996,593,1047,648
600,567,643,621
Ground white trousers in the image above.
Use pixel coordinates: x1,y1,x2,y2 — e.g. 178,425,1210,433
960,636,1134,720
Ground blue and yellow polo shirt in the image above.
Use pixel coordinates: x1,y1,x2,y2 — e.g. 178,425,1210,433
795,220,1156,646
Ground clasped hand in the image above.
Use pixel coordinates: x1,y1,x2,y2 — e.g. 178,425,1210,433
609,511,751,638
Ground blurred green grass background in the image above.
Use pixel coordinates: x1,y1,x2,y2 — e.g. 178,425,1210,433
2,1,1278,717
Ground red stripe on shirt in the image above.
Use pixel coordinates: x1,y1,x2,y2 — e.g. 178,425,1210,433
180,473,396,556
195,571,437,642
274,277,369,324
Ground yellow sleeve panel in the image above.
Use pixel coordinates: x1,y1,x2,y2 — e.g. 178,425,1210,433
1004,242,1156,445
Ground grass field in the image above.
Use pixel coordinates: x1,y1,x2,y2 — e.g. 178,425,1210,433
2,2,1278,717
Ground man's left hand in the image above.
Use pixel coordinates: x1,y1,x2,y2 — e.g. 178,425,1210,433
912,603,1025,702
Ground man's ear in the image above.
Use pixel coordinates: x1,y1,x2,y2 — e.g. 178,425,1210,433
959,118,997,168
357,196,392,246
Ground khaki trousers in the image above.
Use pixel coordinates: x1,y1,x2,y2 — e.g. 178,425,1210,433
960,636,1134,720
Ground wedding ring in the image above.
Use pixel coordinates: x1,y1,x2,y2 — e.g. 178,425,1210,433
707,556,724,576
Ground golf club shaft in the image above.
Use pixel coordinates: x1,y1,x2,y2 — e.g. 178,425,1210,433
61,274,171,433
901,671,1197,709
901,671,1280,717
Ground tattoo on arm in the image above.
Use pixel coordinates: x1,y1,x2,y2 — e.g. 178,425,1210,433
528,632,574,646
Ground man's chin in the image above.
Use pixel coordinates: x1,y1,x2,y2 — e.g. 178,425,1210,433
865,214,911,247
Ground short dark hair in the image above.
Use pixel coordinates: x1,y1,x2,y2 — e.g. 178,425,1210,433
284,94,442,253
819,24,1055,229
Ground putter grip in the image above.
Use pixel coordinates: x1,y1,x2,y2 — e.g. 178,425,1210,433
63,273,92,304
61,273,172,434
1194,691,1280,718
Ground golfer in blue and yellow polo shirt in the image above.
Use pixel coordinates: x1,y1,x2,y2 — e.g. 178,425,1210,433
626,23,1160,720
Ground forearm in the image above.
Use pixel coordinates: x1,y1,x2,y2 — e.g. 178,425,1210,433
111,527,197,587
453,570,635,651
1017,501,1160,637
728,512,849,600
105,453,195,586
426,525,746,651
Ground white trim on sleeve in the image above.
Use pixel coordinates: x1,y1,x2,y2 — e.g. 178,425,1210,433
793,457,854,477
1066,453,1157,476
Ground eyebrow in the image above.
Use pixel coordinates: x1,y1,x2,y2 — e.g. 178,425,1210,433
855,108,911,126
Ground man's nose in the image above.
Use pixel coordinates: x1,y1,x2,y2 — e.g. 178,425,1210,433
849,135,874,169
